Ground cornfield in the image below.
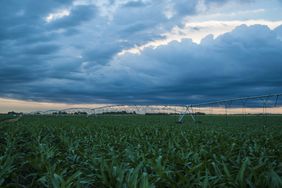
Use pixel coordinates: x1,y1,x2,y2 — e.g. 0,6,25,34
0,115,281,187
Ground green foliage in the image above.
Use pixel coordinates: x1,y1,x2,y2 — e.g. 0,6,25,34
0,114,17,121
0,115,281,187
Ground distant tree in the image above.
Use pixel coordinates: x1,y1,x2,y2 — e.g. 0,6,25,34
74,112,87,115
58,111,67,115
8,111,17,115
102,111,136,115
194,112,205,115
8,111,23,116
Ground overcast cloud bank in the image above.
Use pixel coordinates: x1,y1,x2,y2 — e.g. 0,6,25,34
1,0,282,104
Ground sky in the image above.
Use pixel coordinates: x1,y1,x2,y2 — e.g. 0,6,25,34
1,0,282,112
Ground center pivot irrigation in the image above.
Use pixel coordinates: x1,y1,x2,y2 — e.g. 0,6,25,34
32,93,282,125
178,93,282,123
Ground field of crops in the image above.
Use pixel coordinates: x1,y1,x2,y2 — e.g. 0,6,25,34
0,114,16,122
0,114,282,187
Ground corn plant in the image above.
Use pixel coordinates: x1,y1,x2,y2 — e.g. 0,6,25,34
0,114,281,187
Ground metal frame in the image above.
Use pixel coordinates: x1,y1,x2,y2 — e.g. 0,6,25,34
178,93,282,123
32,93,281,121
178,105,195,123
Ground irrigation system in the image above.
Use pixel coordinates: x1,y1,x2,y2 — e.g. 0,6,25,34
32,93,282,124
178,93,282,123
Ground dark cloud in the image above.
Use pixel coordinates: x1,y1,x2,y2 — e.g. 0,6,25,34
82,46,122,65
23,44,60,55
0,0,281,105
123,1,148,8
5,25,282,104
275,25,282,38
173,0,198,16
205,0,250,5
86,24,282,104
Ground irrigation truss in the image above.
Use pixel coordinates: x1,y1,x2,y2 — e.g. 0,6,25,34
32,93,282,123
178,93,282,123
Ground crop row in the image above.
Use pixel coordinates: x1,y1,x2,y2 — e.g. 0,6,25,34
0,115,281,187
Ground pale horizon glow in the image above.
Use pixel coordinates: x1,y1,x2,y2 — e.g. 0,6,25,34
1,97,282,114
0,98,106,113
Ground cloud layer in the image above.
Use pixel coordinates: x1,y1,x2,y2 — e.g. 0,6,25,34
1,0,282,105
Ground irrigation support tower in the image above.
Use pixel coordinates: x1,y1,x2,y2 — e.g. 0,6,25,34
178,93,282,123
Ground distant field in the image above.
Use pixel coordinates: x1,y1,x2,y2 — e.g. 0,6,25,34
0,115,282,187
0,114,17,121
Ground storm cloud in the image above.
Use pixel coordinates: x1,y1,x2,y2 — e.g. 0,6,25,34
0,0,282,105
